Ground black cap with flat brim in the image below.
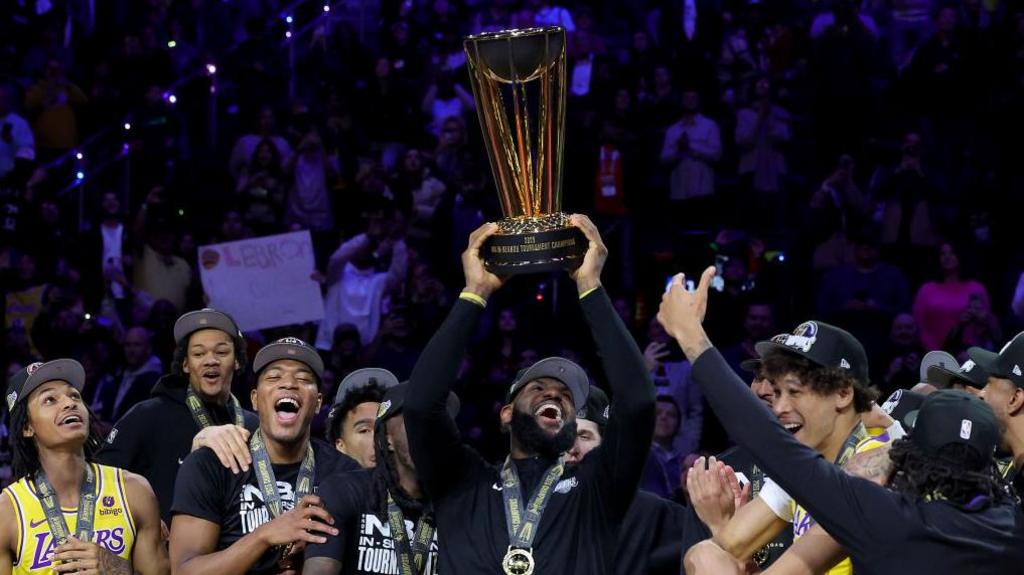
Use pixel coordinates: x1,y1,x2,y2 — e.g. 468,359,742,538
968,332,1024,388
928,358,990,390
376,382,460,421
910,390,1000,460
739,358,762,374
173,308,243,344
880,388,927,431
755,321,870,386
6,359,86,411
253,337,324,382
576,386,609,428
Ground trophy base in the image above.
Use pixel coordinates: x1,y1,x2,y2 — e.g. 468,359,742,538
484,214,587,275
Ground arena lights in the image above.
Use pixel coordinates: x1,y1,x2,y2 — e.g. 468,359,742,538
75,152,83,160
206,63,217,75
285,31,293,38
323,4,330,12
167,40,177,49
285,15,294,23
76,171,85,180
168,94,177,104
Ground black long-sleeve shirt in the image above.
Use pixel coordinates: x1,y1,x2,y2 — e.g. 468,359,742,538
691,348,1024,575
404,287,655,574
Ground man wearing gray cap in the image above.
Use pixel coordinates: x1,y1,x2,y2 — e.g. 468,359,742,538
96,309,259,521
169,337,355,575
326,368,399,469
404,217,655,575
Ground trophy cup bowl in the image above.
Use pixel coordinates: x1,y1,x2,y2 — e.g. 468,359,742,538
464,26,586,275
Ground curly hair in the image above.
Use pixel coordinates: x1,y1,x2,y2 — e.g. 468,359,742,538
10,401,105,481
369,417,428,521
887,438,1012,508
761,349,877,413
326,381,390,443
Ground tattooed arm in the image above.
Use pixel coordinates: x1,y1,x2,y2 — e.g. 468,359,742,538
842,444,895,486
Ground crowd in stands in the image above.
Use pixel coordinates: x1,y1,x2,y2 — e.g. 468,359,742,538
4,0,1024,498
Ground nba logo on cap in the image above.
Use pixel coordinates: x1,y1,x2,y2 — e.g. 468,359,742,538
960,419,973,440
774,321,818,353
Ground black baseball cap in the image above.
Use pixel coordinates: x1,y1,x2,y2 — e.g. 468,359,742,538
505,357,589,410
576,386,609,428
968,332,1024,388
6,359,86,411
755,321,869,385
880,388,927,431
928,358,990,390
334,368,400,405
910,390,999,460
253,337,324,382
376,382,460,421
739,358,762,374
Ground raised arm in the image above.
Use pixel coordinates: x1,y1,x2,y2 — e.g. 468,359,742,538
124,472,171,575
657,268,902,559
404,223,505,498
569,215,655,518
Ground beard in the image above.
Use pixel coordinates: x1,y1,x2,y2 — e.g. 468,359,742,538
510,408,577,460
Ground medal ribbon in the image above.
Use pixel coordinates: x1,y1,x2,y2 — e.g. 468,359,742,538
386,494,435,575
185,385,245,429
249,430,315,518
499,456,564,550
35,463,98,546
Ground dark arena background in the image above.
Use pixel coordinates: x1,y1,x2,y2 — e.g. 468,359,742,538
3,1,1024,573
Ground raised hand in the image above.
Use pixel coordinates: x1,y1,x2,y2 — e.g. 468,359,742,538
567,214,608,295
461,222,506,300
657,266,716,362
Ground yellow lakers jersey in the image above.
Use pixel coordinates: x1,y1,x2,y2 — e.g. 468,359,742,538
3,463,137,574
790,429,892,575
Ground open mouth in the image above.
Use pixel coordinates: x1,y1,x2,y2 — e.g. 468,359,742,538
201,369,221,384
783,422,802,435
274,397,301,424
534,402,563,426
59,414,84,427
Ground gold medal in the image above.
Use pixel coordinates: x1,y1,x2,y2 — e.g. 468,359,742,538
502,547,535,575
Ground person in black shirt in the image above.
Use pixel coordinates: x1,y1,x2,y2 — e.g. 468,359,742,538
96,309,260,521
658,267,1024,575
565,386,688,575
170,337,355,575
326,368,400,469
304,383,459,574
970,333,1024,497
403,216,655,575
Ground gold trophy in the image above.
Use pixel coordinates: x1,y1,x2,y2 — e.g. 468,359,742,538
464,26,586,274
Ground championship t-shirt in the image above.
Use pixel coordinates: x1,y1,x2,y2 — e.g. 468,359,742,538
171,440,358,575
305,470,439,574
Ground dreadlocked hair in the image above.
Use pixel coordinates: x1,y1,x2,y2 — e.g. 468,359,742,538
369,418,429,521
761,349,877,413
887,438,1012,508
10,401,105,481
